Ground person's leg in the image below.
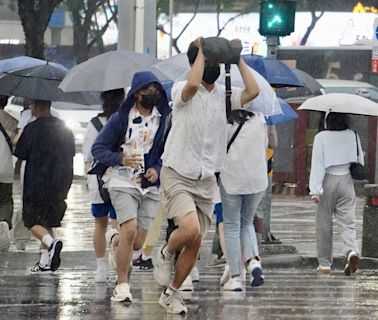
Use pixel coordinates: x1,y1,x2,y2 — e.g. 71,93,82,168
0,183,13,252
262,176,273,240
334,175,360,275
316,175,336,270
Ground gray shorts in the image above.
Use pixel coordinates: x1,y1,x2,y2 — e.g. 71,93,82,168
160,166,217,237
108,187,160,230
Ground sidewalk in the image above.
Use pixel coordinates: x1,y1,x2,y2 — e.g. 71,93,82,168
1,179,378,320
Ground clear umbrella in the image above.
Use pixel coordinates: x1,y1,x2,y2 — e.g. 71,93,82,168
0,55,67,73
59,50,171,92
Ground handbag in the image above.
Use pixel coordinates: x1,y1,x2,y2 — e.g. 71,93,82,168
350,131,366,181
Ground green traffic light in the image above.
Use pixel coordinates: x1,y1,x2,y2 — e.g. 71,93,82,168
268,15,283,28
268,3,274,9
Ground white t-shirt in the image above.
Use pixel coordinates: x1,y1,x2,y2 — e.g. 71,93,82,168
105,106,161,195
220,112,268,195
162,81,242,180
309,129,364,196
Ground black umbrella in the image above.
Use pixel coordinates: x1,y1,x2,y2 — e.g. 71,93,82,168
0,63,100,105
276,68,323,99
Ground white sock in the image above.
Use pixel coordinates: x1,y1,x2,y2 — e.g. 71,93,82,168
142,253,151,261
162,246,173,260
42,234,54,248
96,257,106,270
40,249,50,266
132,250,142,260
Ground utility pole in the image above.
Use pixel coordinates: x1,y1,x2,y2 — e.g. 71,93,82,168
117,0,157,56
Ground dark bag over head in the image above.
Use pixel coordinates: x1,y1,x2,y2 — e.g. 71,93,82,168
200,37,242,64
350,131,366,181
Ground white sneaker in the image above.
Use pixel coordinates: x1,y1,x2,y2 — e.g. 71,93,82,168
154,245,173,287
344,251,359,276
223,276,242,291
247,258,264,287
111,283,132,302
159,290,188,314
94,269,107,283
0,221,10,252
105,228,119,271
190,265,200,282
48,239,63,271
179,275,194,291
220,264,230,285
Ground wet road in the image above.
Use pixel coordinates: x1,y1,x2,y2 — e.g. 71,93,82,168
1,179,377,320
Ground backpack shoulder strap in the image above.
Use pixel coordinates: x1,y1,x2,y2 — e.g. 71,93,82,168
90,116,103,132
226,112,247,153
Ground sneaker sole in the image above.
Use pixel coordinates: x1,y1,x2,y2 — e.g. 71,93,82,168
50,241,63,271
251,268,264,287
344,255,359,276
111,296,132,302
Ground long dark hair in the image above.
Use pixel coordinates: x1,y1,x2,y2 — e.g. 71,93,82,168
319,112,350,131
99,88,125,118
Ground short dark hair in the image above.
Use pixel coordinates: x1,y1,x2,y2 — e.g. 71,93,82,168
0,95,9,108
325,112,350,131
187,41,199,65
32,99,51,108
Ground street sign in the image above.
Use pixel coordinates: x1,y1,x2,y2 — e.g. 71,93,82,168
374,17,378,42
372,46,378,73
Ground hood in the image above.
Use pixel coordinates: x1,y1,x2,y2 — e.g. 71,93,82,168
120,71,170,119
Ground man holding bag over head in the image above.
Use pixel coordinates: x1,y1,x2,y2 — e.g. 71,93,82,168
154,37,260,315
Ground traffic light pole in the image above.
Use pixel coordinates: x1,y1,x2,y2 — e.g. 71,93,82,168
266,36,279,60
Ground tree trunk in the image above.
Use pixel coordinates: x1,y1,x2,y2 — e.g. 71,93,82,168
18,0,63,59
74,26,91,64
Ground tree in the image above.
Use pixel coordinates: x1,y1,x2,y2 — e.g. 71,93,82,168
65,0,117,64
17,0,64,58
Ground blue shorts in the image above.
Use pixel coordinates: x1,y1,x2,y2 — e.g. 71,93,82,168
91,203,116,219
214,203,223,224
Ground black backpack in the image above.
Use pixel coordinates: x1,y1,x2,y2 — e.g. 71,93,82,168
87,116,111,203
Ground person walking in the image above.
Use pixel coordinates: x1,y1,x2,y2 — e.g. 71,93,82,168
91,71,171,303
219,109,268,291
82,88,125,283
310,112,362,275
0,95,18,252
14,99,75,272
154,38,259,315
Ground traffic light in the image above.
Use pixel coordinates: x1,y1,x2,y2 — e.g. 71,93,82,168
259,0,296,37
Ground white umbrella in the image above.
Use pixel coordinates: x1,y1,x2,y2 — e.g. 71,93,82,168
59,50,171,92
298,93,378,116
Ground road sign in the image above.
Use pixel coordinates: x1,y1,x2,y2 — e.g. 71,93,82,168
374,17,378,42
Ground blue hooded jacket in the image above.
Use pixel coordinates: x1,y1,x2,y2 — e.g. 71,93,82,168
91,71,171,187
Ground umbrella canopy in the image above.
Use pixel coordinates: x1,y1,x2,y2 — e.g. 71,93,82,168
265,98,299,125
276,68,324,99
59,50,170,92
0,63,100,105
0,56,67,73
242,55,302,87
298,93,378,116
150,53,189,82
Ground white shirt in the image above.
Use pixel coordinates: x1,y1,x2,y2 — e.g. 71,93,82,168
309,129,364,196
105,106,161,195
162,81,242,180
83,116,106,204
220,112,268,195
0,110,17,183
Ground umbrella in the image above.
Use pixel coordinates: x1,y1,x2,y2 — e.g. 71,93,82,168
276,68,323,99
0,63,100,105
150,53,189,82
59,50,170,92
265,98,299,125
0,55,67,73
242,55,302,87
298,93,378,116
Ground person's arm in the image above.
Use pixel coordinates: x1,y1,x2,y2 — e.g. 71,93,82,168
309,135,325,201
267,125,278,149
181,38,205,102
14,126,31,160
237,57,260,106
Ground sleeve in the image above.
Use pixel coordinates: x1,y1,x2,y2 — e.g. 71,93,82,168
171,81,188,109
230,86,242,110
356,133,365,166
14,126,32,160
91,113,123,167
82,122,97,163
309,134,325,196
267,125,278,149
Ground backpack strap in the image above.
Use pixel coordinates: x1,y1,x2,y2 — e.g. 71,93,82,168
0,121,13,153
90,116,103,132
226,111,248,153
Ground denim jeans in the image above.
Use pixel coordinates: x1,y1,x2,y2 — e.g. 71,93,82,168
220,182,265,276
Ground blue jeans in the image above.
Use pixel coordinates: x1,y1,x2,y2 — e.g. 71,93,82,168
220,182,265,276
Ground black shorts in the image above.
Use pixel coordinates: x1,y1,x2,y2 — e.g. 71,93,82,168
22,200,67,229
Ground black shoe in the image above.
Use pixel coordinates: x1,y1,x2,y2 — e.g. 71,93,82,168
30,262,52,274
48,240,63,271
139,258,154,270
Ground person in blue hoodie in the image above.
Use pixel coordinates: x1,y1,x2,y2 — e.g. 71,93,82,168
92,71,171,303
